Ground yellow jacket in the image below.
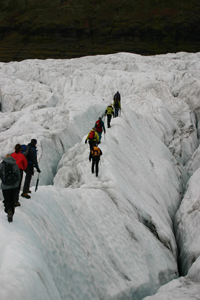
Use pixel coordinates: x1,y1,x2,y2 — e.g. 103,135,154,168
86,130,99,142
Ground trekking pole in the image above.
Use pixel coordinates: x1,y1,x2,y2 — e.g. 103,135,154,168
35,173,40,192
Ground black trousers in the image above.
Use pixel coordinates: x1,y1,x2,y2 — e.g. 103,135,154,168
91,157,100,176
89,140,94,150
23,164,34,194
107,114,112,127
3,188,18,214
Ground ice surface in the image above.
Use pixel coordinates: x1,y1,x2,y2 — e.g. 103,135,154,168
0,52,200,299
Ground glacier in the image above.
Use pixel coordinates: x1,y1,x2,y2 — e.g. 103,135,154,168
0,52,200,300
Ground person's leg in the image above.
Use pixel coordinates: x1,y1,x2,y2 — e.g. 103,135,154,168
22,165,33,196
107,115,111,127
91,159,95,174
89,141,94,150
107,114,109,127
94,158,99,177
3,189,12,214
3,188,16,221
98,132,102,142
115,108,119,117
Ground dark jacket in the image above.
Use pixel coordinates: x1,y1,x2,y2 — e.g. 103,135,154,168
27,142,39,170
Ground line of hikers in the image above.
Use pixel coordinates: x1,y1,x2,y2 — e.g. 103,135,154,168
85,91,121,177
0,91,121,222
0,139,41,222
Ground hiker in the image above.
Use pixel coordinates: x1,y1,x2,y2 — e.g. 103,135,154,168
85,128,99,150
95,117,106,143
21,139,41,199
105,104,114,128
113,95,121,118
89,143,102,177
11,144,28,207
0,154,21,222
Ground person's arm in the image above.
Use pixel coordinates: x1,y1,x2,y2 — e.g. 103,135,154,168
85,131,90,143
32,148,41,172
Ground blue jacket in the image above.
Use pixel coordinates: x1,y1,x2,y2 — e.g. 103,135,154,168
27,142,39,169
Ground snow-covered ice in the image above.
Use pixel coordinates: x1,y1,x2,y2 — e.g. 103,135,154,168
0,52,200,300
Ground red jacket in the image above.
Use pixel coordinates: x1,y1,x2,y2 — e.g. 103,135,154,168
11,152,28,171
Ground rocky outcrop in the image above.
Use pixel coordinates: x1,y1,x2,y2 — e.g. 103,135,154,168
0,0,200,61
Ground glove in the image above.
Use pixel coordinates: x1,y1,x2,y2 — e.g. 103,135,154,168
85,140,87,144
37,167,41,173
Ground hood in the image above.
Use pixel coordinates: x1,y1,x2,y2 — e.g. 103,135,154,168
3,156,17,165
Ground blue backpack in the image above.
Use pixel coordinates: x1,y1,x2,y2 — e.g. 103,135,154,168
21,144,31,161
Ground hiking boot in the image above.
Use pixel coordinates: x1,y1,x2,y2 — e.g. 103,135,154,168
21,193,31,199
14,202,21,207
28,190,31,193
7,210,13,223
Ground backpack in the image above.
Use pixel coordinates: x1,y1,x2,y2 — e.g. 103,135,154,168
1,161,19,186
88,130,95,140
114,99,120,108
95,120,102,133
21,144,31,161
92,146,101,157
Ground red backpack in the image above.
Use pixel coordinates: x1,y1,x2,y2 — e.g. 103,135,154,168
88,130,95,140
95,120,102,133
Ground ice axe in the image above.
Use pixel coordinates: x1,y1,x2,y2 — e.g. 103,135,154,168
35,173,40,192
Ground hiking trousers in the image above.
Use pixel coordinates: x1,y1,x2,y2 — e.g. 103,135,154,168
97,132,102,141
114,108,119,117
3,187,18,215
23,164,34,194
107,114,112,127
89,140,94,150
91,157,100,176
